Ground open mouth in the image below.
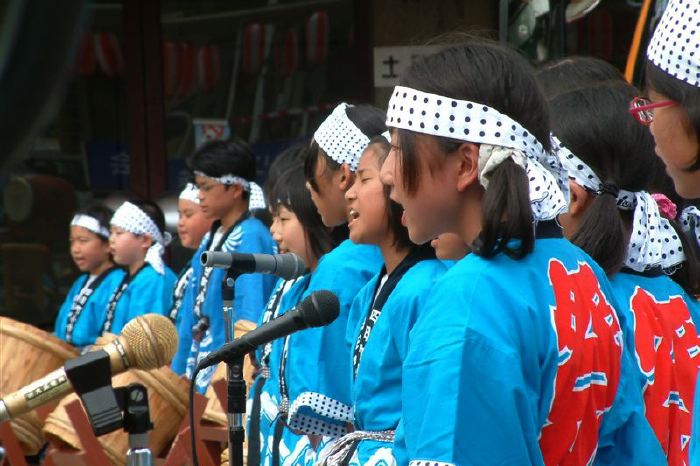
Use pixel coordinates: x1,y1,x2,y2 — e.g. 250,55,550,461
348,208,360,225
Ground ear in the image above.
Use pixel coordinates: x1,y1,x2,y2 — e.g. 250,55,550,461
337,164,355,191
229,183,244,199
139,234,154,251
568,180,591,219
454,143,480,192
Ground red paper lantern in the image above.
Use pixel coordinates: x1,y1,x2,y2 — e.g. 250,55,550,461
273,28,299,77
305,11,329,65
176,43,196,97
162,40,180,98
197,44,221,93
243,23,269,75
94,32,124,77
74,33,95,76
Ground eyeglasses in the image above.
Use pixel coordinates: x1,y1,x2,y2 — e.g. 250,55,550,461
629,96,678,125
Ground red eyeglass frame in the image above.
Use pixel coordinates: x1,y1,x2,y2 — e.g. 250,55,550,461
629,96,678,125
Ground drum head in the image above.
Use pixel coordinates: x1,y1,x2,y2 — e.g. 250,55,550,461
3,176,33,222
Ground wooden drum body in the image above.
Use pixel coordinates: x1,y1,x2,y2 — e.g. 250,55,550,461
0,317,79,454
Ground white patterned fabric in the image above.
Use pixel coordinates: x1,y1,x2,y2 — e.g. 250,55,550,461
71,214,110,238
680,206,700,245
647,0,700,88
110,201,169,275
314,103,371,171
249,182,267,210
193,170,251,191
553,137,686,273
318,430,395,466
409,461,454,466
553,137,636,210
287,391,353,437
178,182,200,204
386,86,568,221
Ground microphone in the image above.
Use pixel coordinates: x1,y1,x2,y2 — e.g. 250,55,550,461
196,290,339,370
0,314,177,423
200,251,306,280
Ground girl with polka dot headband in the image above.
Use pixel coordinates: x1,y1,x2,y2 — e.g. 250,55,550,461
380,39,663,465
548,79,700,465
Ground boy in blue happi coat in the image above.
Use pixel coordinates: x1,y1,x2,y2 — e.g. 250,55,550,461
174,138,276,391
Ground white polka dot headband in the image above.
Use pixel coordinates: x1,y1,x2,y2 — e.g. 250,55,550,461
647,0,700,88
178,182,200,204
552,137,686,273
71,214,110,239
111,201,169,275
681,206,700,246
313,103,371,172
386,85,568,222
193,171,266,210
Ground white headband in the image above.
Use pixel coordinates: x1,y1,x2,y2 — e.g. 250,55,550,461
680,206,700,246
647,0,700,88
179,182,200,204
192,171,265,210
111,202,170,275
194,170,251,190
71,214,110,238
386,85,568,222
313,102,371,171
249,182,267,210
553,137,686,273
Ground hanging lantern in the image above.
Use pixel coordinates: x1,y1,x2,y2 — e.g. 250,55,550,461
243,23,269,75
176,42,196,97
273,28,299,77
162,40,180,98
94,32,124,77
74,33,95,76
197,44,221,93
305,11,329,65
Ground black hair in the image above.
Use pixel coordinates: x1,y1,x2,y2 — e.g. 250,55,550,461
265,144,309,208
130,199,167,239
365,136,414,252
74,203,114,241
187,136,257,199
550,81,700,294
270,161,338,263
395,39,550,259
645,62,700,171
304,104,387,192
536,55,624,99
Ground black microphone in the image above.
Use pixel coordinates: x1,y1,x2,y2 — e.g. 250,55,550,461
196,290,339,370
201,251,306,280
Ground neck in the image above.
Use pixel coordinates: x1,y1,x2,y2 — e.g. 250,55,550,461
457,188,484,245
308,256,319,273
129,258,146,276
220,201,248,230
90,260,113,277
379,237,409,275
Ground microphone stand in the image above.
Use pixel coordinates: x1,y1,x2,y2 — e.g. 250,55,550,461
221,269,246,466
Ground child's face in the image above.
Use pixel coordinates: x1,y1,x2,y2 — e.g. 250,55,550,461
305,153,351,228
195,175,240,221
345,148,388,246
177,199,212,249
273,206,311,267
381,133,461,245
109,226,148,266
70,226,111,274
431,233,469,260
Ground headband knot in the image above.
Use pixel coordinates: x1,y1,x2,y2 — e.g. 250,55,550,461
598,182,620,198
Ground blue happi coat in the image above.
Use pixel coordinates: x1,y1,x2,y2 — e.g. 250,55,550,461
179,217,277,391
395,235,665,466
608,271,700,465
343,258,447,466
54,267,126,347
